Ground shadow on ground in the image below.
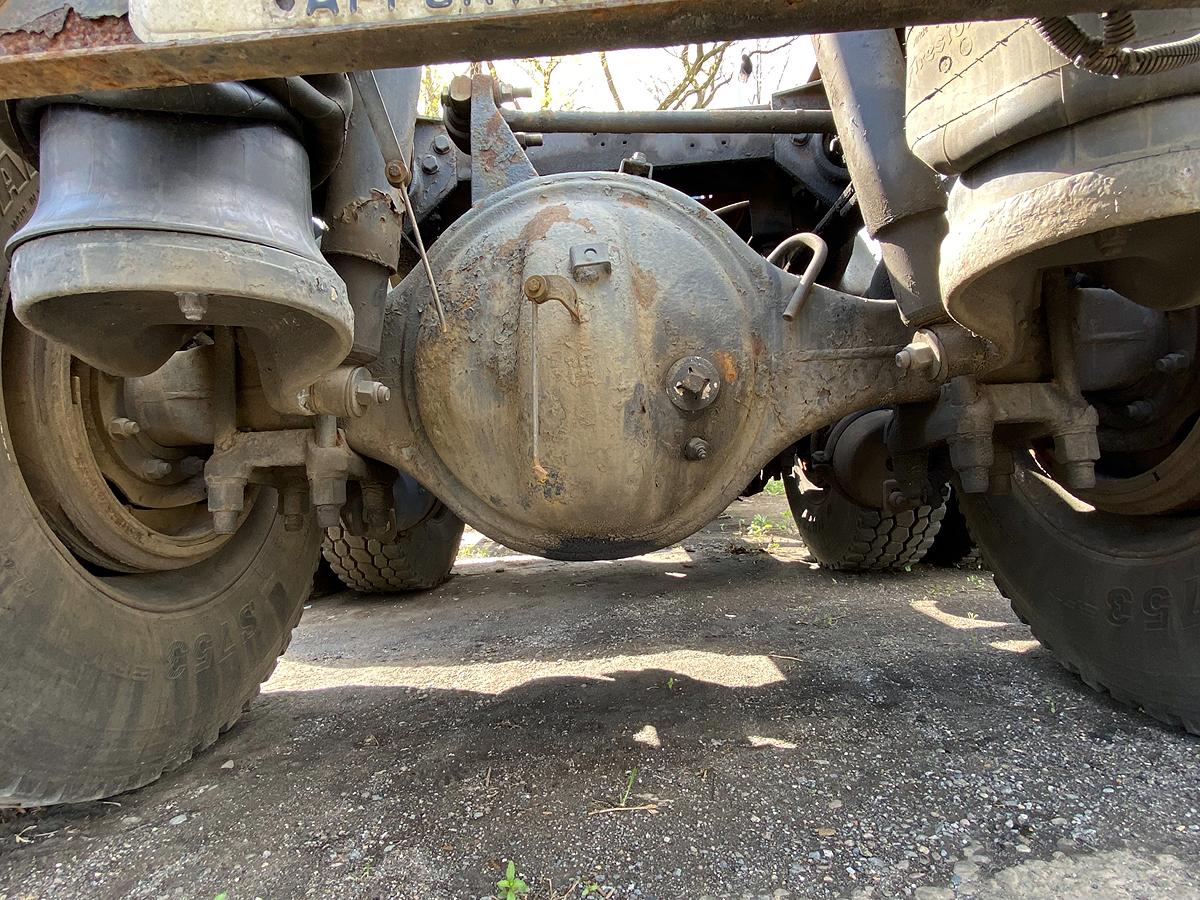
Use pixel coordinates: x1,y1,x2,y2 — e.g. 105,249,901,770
2,496,1197,900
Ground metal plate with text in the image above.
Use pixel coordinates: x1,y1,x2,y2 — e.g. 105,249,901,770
131,0,602,42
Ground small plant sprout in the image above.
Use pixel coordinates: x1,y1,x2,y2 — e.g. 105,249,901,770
747,514,774,537
763,478,786,496
619,766,639,807
495,860,530,900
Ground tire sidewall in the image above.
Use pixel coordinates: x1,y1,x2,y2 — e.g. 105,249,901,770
961,463,1200,725
0,143,321,805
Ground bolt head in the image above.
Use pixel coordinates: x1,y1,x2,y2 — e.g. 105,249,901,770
420,154,440,175
432,134,453,155
354,381,392,406
180,456,205,477
384,160,407,187
108,417,140,438
667,357,722,412
678,372,711,397
141,458,172,479
523,275,548,300
176,291,207,323
958,466,991,494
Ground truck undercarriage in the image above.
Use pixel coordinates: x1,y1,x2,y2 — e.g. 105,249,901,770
2,0,1200,806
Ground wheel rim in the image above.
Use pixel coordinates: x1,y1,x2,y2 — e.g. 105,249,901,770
997,454,1200,562
0,308,265,579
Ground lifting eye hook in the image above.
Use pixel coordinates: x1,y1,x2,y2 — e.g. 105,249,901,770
768,232,829,322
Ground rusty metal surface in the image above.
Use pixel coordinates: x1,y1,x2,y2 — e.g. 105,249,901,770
0,0,124,33
501,108,836,135
470,74,538,205
344,170,959,560
0,0,1196,99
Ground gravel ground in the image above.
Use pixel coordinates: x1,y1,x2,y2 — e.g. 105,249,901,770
2,493,1199,899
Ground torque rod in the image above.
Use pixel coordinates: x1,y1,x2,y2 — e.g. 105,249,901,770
349,70,448,333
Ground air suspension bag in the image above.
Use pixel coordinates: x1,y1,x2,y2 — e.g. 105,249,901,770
6,104,352,412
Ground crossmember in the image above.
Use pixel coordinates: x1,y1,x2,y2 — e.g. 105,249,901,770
0,0,1197,99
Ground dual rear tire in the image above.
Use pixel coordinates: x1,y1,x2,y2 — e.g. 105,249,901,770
0,155,460,807
783,419,1199,733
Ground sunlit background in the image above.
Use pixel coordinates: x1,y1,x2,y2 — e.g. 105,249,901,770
419,39,819,115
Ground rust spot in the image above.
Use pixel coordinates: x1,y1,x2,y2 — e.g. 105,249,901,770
618,191,650,209
497,203,572,257
532,461,565,501
712,350,739,384
750,331,766,362
630,264,659,310
0,10,134,56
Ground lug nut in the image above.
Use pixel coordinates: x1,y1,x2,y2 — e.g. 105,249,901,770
1125,400,1155,421
1155,352,1191,374
141,458,172,479
683,438,711,461
108,417,140,439
432,134,453,155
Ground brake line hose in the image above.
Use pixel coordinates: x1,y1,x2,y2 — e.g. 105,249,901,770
1034,12,1200,76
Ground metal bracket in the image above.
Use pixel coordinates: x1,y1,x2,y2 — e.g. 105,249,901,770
349,70,448,332
204,418,388,534
569,243,612,283
466,74,540,204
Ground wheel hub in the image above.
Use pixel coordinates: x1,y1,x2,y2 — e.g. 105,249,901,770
3,317,235,572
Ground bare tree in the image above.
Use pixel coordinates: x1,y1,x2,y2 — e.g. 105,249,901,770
598,51,625,111
516,56,572,110
601,39,797,111
419,66,447,118
652,42,735,110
